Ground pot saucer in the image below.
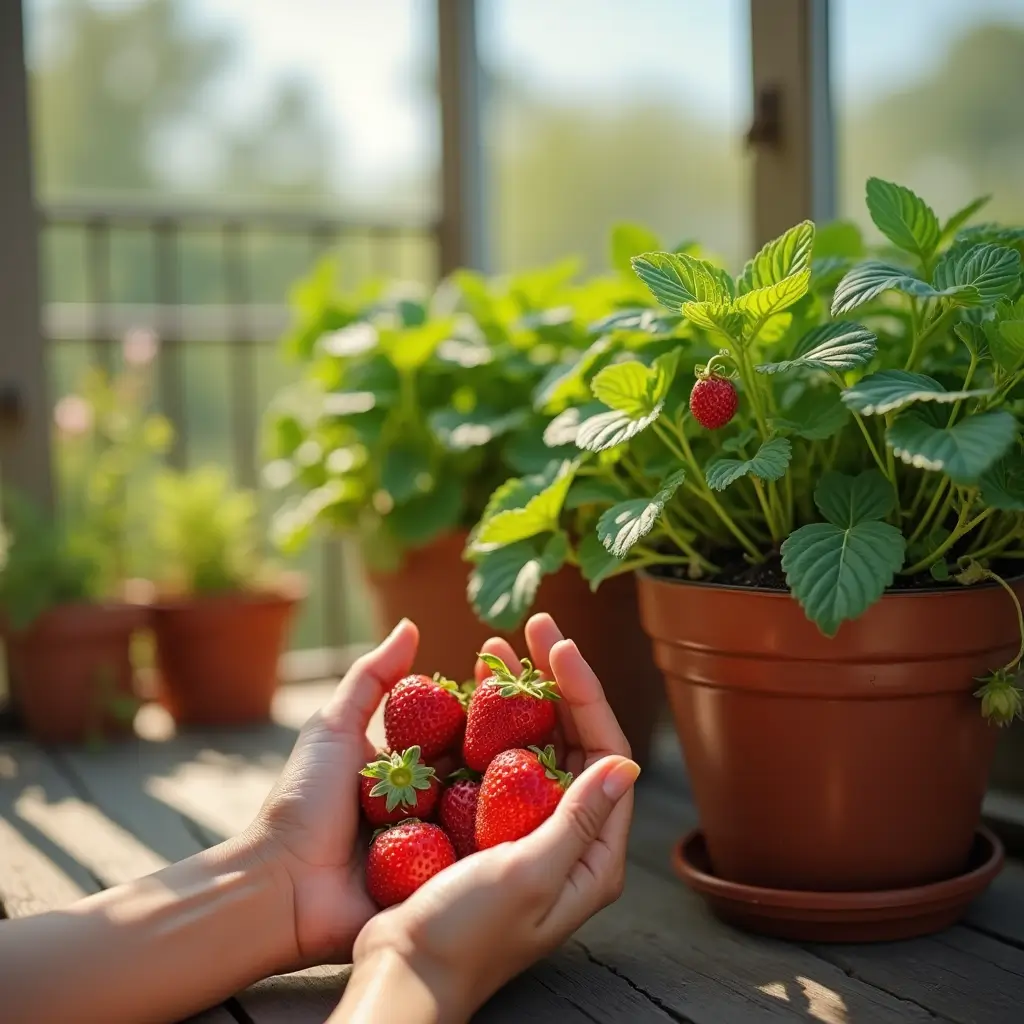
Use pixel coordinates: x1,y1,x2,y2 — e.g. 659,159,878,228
672,827,1004,943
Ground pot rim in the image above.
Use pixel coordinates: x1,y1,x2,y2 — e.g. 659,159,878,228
636,566,1024,601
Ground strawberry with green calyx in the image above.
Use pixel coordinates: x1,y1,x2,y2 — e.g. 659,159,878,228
957,561,1024,726
366,819,457,908
359,746,441,826
463,653,560,773
385,673,468,760
438,768,481,858
476,745,572,850
689,352,739,431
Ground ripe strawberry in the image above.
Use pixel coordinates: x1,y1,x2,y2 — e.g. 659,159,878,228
475,745,572,850
463,654,559,773
359,746,440,826
438,769,481,858
366,819,456,908
385,673,468,760
689,375,738,430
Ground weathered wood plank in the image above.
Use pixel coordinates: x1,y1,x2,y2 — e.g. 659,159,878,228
0,742,98,915
576,861,940,1023
814,927,1024,1024
966,857,1024,948
0,742,235,1022
235,965,349,1023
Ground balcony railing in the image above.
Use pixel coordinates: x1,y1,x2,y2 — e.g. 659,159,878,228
39,198,439,665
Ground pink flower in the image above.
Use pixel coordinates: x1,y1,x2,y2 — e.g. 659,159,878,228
53,395,93,437
122,326,159,367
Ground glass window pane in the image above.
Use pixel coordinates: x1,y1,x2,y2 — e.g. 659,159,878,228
480,0,751,272
835,0,1024,231
25,0,437,220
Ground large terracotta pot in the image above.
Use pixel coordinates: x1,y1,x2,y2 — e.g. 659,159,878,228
5,603,147,744
638,572,1015,892
152,589,301,726
368,532,661,766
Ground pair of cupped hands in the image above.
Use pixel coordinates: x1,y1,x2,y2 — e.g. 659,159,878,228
243,612,638,1020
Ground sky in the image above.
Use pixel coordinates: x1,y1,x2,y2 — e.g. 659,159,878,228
32,0,1024,202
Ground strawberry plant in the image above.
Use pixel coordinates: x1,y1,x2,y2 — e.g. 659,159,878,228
265,251,650,572
467,181,1024,720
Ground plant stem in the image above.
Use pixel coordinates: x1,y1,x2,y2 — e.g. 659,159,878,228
656,519,719,574
851,410,890,479
654,419,763,561
750,477,781,542
904,505,995,576
907,476,950,547
883,413,903,523
967,532,1022,563
947,351,978,427
985,569,1024,673
904,306,957,371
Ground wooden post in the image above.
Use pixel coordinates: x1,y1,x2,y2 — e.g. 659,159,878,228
0,1,52,509
748,0,835,246
436,0,487,274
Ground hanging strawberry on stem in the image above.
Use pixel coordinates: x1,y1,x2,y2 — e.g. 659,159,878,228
689,352,739,430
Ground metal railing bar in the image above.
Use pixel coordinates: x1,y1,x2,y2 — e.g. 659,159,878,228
222,222,257,489
154,220,187,468
40,198,436,236
85,219,113,371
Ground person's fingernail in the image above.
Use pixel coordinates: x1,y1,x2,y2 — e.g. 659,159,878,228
602,759,640,800
388,618,410,639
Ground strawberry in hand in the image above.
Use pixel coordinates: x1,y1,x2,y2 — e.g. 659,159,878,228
359,746,440,826
438,769,481,858
475,745,572,849
463,654,559,773
385,673,468,760
366,820,457,909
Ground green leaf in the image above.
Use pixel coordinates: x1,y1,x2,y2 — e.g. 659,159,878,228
429,408,524,451
385,319,453,371
865,177,940,260
631,251,731,310
756,322,877,375
814,469,895,524
720,427,759,454
887,407,1017,483
577,351,678,453
596,470,686,557
577,533,623,591
773,390,849,440
989,320,1024,372
842,370,992,416
954,322,990,361
534,336,613,412
813,220,865,260
705,437,792,491
387,476,464,547
931,244,1022,306
381,445,431,504
980,450,1024,511
565,478,624,510
734,222,814,321
831,261,957,316
591,351,678,418
610,223,662,276
780,470,906,636
940,195,991,244
543,402,606,447
738,221,815,293
475,462,577,546
468,533,568,629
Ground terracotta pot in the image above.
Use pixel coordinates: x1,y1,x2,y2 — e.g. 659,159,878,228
367,532,661,766
152,590,301,726
637,572,1015,892
5,603,147,744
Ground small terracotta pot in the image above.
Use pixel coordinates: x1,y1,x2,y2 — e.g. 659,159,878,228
367,533,661,765
151,589,301,726
5,603,147,744
638,572,1016,892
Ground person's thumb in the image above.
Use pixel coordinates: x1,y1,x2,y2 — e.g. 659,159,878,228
520,755,639,874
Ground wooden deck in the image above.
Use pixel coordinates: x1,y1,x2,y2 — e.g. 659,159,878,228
2,683,1024,1023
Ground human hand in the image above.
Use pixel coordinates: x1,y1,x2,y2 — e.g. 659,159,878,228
244,618,421,969
343,614,638,1021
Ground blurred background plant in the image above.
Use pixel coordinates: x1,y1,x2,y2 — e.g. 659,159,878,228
147,465,268,595
265,252,650,571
